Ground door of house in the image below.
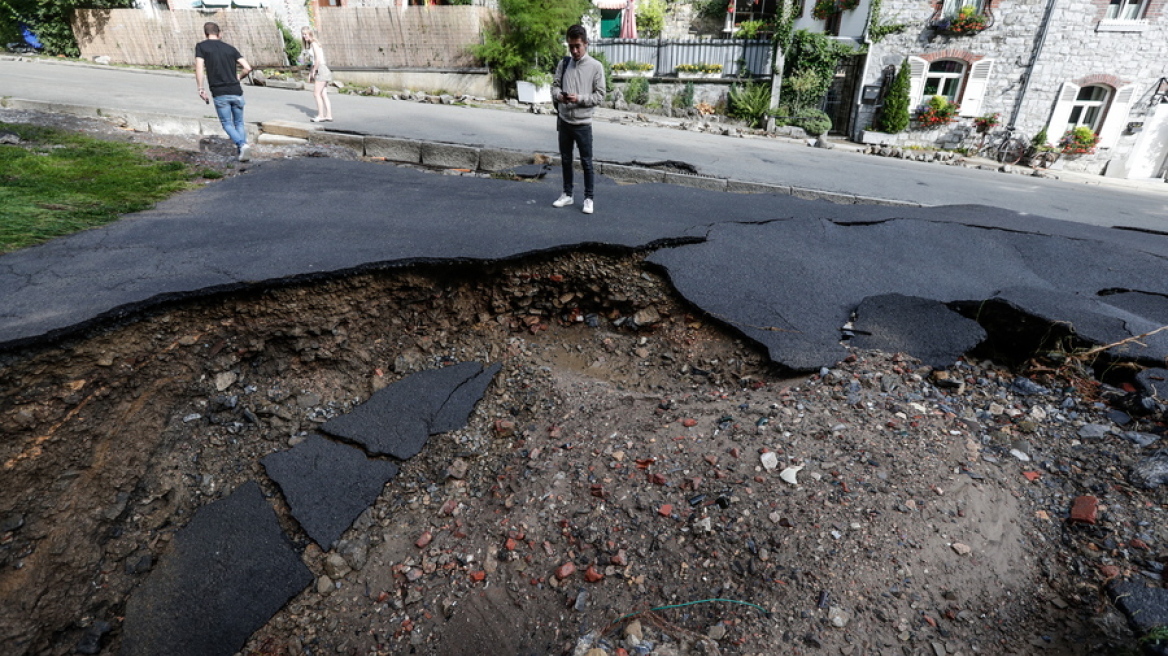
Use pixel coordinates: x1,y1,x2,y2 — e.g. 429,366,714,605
1124,102,1168,179
600,9,622,38
821,54,862,135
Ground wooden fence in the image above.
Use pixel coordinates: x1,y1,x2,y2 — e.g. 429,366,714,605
73,9,286,67
72,6,495,70
315,6,494,70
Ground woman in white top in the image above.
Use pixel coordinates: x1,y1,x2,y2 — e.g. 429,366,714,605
301,28,333,122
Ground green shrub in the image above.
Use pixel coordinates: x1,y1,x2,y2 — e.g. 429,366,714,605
673,81,695,109
728,81,773,128
591,50,613,97
874,58,910,133
625,76,649,105
276,20,302,67
636,0,667,37
788,107,832,136
471,0,592,87
0,0,136,56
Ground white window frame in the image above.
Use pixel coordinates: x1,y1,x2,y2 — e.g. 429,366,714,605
1047,82,1138,150
921,59,966,105
941,0,985,17
1106,0,1147,20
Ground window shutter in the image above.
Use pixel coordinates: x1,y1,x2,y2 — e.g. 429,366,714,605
1097,84,1137,148
958,59,993,117
907,56,929,108
1046,82,1081,143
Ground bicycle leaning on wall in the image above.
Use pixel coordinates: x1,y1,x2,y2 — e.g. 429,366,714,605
976,125,1030,165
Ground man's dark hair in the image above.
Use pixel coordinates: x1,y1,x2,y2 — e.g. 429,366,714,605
204,22,221,37
566,24,587,43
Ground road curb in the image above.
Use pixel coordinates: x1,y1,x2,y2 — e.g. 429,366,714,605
1,96,923,208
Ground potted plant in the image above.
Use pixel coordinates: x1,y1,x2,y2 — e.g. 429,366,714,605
934,5,989,35
914,95,959,129
973,112,999,135
676,63,723,79
1024,127,1060,168
812,0,860,20
516,69,553,104
611,61,655,78
1059,125,1100,155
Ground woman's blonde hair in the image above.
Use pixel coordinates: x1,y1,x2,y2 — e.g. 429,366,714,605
301,28,316,46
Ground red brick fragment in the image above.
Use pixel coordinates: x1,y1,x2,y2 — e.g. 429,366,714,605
682,418,698,427
649,473,667,485
505,538,518,551
415,531,432,548
659,504,673,517
591,484,606,498
584,565,604,582
1069,496,1099,524
469,570,486,582
611,549,628,566
1099,564,1120,579
554,562,576,580
1131,538,1150,550
1022,471,1041,482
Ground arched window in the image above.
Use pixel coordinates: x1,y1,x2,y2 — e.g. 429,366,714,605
922,60,965,103
1068,85,1111,132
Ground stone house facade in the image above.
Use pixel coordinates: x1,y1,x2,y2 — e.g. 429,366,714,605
855,0,1168,177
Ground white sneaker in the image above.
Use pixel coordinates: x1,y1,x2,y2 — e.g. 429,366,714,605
238,144,251,162
582,199,594,214
552,193,573,208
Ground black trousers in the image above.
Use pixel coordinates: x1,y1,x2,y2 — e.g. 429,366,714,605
558,119,594,199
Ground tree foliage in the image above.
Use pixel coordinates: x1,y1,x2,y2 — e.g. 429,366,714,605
635,0,666,38
781,29,855,105
874,58,911,133
0,0,135,57
472,0,593,88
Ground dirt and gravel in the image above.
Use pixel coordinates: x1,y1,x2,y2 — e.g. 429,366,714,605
2,110,1168,656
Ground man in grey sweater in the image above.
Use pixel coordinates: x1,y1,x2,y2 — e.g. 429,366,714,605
551,24,606,215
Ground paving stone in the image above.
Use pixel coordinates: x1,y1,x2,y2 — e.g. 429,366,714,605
421,142,480,169
1109,579,1168,634
1136,368,1168,400
364,135,422,163
120,481,312,656
320,361,499,459
261,434,400,549
850,294,986,369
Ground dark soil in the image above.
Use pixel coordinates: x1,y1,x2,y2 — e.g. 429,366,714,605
1,110,1166,656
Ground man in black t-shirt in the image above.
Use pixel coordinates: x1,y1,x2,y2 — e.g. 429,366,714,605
195,22,254,162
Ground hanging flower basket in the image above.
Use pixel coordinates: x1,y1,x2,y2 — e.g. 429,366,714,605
929,4,993,35
812,0,860,20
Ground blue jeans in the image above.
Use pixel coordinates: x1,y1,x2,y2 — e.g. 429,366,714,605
558,119,594,199
213,95,247,149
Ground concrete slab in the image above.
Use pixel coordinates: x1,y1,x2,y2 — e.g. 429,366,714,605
321,361,498,459
261,434,399,549
663,172,728,192
258,133,307,146
479,148,537,172
120,481,312,656
598,162,665,184
261,120,315,139
726,179,793,195
850,294,987,369
421,141,480,170
306,131,365,154
364,135,422,163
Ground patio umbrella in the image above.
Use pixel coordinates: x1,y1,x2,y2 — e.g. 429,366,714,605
619,0,638,39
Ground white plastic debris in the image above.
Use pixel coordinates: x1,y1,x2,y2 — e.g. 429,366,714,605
779,465,804,485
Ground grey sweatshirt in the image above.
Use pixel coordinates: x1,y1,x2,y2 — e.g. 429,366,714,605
552,54,606,125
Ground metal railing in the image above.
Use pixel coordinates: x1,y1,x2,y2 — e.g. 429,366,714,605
590,38,773,78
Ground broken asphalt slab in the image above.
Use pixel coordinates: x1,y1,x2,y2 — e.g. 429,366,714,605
120,481,312,656
3,158,1168,371
321,361,502,459
647,216,1168,370
261,433,400,549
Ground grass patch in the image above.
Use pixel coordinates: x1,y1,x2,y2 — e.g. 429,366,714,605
0,122,200,253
